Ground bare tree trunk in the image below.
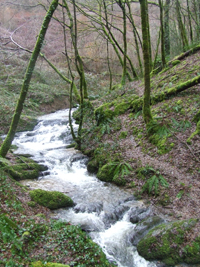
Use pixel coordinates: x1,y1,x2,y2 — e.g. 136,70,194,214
176,0,189,51
0,0,58,158
159,0,166,67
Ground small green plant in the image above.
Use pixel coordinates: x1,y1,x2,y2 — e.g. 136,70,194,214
100,119,112,135
109,161,133,185
147,118,171,137
140,166,169,196
171,118,191,132
142,174,169,196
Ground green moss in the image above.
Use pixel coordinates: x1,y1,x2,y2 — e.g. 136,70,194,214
187,120,200,144
137,219,198,265
29,189,74,210
27,201,37,208
96,163,114,182
3,162,47,181
149,135,170,155
193,110,200,123
171,60,181,66
114,102,131,115
112,174,126,186
87,158,99,173
119,131,128,139
94,103,114,125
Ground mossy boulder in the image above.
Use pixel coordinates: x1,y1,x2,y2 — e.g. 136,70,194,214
87,158,99,173
4,162,47,181
96,163,114,182
31,262,70,267
137,218,199,266
29,189,74,210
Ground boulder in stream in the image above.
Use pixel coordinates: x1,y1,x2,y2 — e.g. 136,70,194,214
29,189,74,210
137,218,200,266
130,215,165,246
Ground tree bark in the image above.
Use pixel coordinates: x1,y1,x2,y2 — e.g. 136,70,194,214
0,0,59,158
159,0,166,67
176,0,189,51
164,0,170,56
139,0,153,124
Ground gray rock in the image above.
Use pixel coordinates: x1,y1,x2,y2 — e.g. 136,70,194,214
130,215,165,246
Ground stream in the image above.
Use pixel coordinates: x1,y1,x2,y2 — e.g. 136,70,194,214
13,109,158,267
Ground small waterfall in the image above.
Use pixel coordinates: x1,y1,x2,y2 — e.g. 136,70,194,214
13,109,157,267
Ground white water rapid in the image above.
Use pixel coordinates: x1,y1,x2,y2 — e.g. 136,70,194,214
13,109,157,267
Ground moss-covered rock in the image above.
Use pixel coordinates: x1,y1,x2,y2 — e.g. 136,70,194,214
4,162,47,181
87,158,99,173
96,163,114,182
137,218,199,266
29,189,74,210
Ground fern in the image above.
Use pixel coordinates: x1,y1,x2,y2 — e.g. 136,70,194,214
108,161,133,185
171,118,191,132
142,174,169,196
147,119,171,137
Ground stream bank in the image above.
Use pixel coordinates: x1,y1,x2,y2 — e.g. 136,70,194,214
1,108,197,267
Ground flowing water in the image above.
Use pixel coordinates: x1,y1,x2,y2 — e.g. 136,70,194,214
13,109,157,267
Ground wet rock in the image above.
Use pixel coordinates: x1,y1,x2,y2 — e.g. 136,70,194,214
137,218,199,266
87,158,99,173
70,153,88,165
129,206,153,224
74,202,103,214
130,215,165,246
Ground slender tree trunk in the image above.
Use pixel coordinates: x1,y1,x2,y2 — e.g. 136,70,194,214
164,0,170,56
159,0,166,67
139,0,153,124
186,0,193,43
117,0,127,85
64,0,88,100
126,0,143,76
176,0,189,51
0,0,58,158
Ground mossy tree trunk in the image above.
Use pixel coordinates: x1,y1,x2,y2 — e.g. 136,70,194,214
139,0,153,124
164,0,171,57
0,0,59,158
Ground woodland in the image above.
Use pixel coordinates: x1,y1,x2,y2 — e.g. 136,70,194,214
0,0,200,266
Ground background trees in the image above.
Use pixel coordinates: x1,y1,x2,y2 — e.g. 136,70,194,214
1,0,200,155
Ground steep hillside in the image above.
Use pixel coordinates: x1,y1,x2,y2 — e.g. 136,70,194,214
79,49,200,221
